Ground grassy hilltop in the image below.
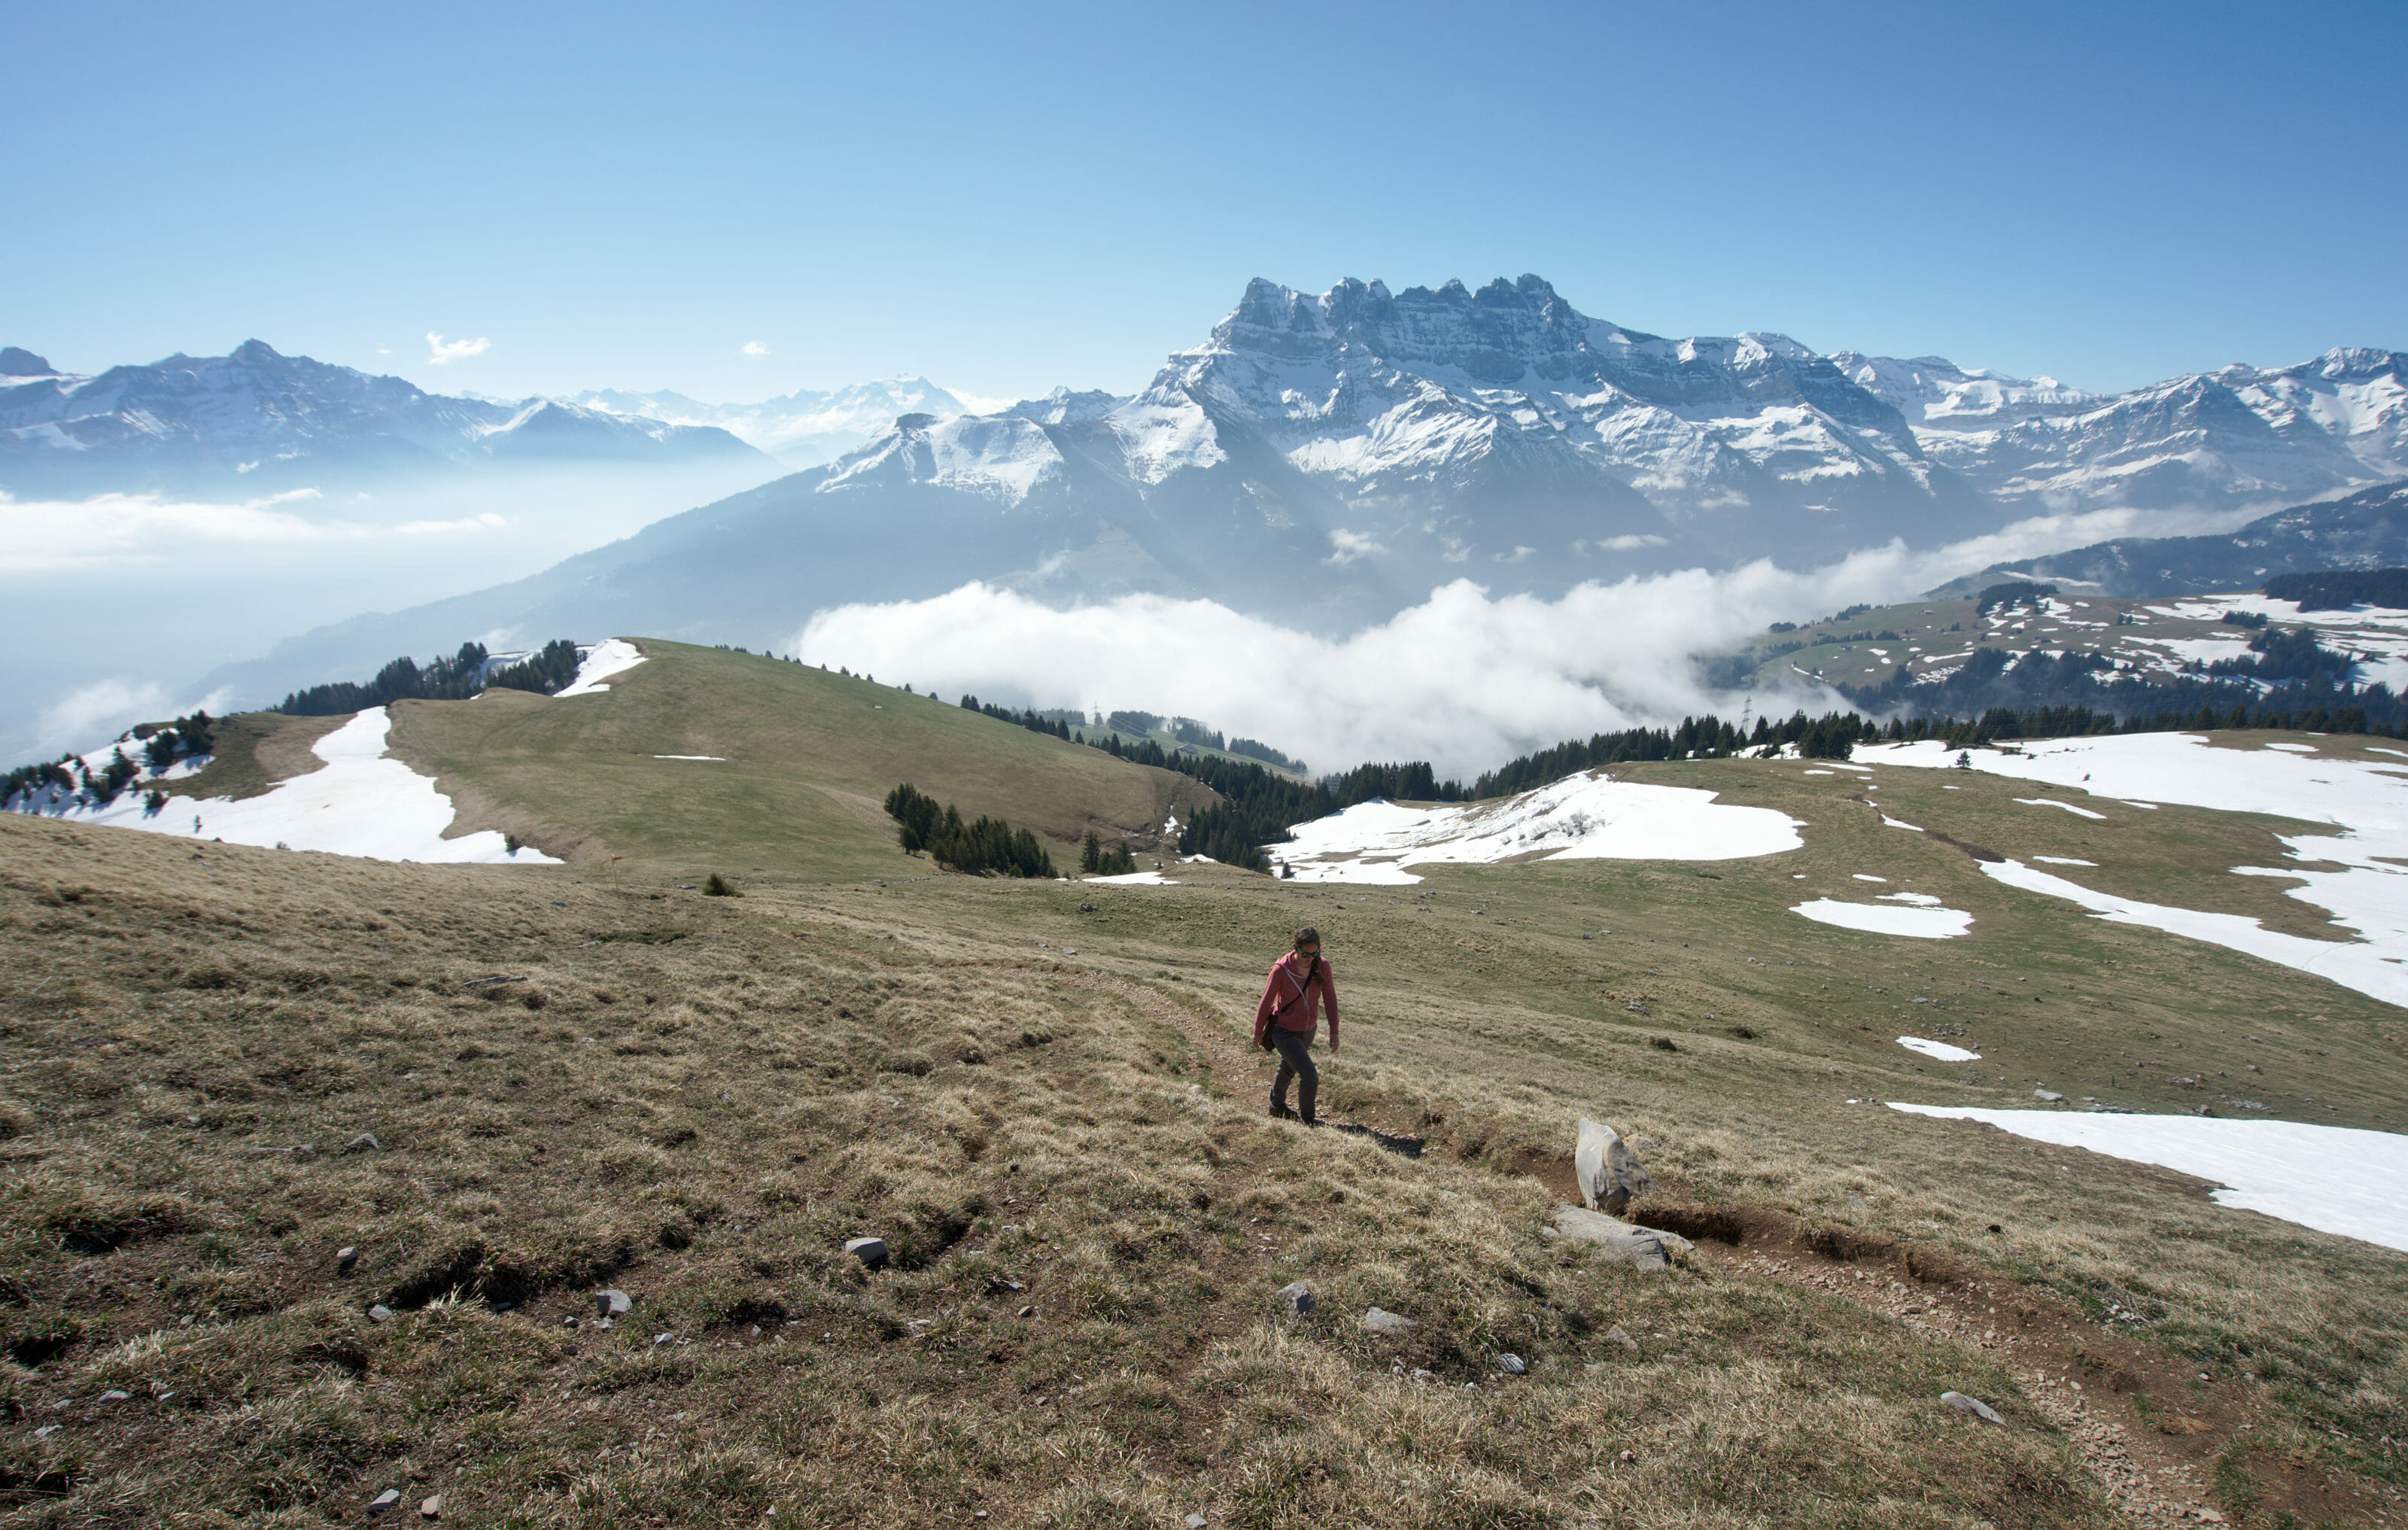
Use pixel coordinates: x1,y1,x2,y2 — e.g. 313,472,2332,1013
176,641,1218,878
2,652,2406,1526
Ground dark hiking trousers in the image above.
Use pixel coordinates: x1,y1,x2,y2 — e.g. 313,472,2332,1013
1270,1028,1318,1122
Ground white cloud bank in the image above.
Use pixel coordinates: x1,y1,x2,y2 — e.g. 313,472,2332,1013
0,490,505,571
426,333,490,365
741,340,771,357
793,503,2254,779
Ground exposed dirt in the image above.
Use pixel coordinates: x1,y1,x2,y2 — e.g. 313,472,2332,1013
1112,962,2394,1528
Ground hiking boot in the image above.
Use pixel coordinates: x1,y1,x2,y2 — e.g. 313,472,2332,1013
1269,1103,1299,1121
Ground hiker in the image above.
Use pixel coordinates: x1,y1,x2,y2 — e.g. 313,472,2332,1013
1254,926,1337,1123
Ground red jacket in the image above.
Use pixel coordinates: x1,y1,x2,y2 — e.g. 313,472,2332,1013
1254,953,1337,1047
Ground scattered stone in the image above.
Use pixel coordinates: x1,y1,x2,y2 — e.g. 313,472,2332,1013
32,1424,56,1438
1276,1282,1314,1314
367,1305,395,1323
1941,1391,2006,1426
1017,1304,1034,1319
1619,1449,1635,1462
2033,1090,2065,1103
97,1389,130,1403
1361,1307,1412,1334
343,1133,383,1153
845,1236,889,1267
1574,1117,1653,1216
1410,1368,1436,1382
336,1246,359,1274
1604,1325,1641,1354
653,1333,674,1346
1497,1354,1527,1375
368,1489,403,1514
1184,1516,1207,1529
595,1289,632,1319
421,1494,443,1519
1549,1206,1692,1270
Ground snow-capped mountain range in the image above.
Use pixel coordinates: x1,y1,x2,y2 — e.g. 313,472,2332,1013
0,342,775,497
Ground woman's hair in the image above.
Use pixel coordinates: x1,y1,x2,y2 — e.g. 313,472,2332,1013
1294,926,1320,952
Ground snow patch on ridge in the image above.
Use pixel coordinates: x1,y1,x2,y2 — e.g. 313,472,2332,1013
1273,769,1801,884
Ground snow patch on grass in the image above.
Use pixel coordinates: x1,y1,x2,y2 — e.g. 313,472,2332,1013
1890,1104,2408,1254
1790,898,1972,939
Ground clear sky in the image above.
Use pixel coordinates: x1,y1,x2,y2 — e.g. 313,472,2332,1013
9,1,2403,405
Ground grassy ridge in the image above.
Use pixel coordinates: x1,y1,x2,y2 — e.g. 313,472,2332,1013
241,640,1218,878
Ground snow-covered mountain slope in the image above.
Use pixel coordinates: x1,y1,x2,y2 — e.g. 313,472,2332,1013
1976,478,2408,595
569,376,971,469
0,342,775,496
1837,346,2407,511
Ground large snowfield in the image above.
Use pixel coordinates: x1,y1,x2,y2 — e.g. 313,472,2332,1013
1891,1103,2408,1254
11,708,553,864
0,640,654,862
1272,770,1802,884
1857,732,2408,1008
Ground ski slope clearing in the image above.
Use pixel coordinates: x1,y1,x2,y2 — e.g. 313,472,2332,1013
1859,732,2408,1008
11,709,551,865
555,637,646,697
1273,770,1802,884
1891,1104,2408,1255
1791,896,1973,939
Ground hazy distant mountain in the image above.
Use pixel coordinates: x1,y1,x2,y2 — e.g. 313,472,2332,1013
1931,477,2408,598
0,342,776,497
568,377,972,470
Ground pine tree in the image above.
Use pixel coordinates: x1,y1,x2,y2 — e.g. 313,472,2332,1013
1080,831,1102,874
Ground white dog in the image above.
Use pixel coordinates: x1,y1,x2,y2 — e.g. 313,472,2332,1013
1575,1117,1652,1215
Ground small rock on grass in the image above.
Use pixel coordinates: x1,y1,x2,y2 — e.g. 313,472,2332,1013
1941,1391,2005,1426
1276,1282,1313,1314
2033,1090,2065,1103
1185,1517,1208,1529
336,1246,359,1274
367,1305,395,1323
845,1236,889,1267
420,1494,443,1520
1497,1354,1527,1375
595,1289,632,1319
1605,1325,1641,1354
343,1133,383,1153
368,1489,402,1514
97,1390,129,1403
1361,1307,1412,1334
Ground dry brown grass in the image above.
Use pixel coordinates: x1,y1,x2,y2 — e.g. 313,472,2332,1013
0,814,2130,1528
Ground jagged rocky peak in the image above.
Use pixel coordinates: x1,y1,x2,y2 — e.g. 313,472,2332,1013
0,347,57,377
999,387,1126,424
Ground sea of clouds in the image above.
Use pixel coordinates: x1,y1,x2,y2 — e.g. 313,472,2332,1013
793,504,2253,780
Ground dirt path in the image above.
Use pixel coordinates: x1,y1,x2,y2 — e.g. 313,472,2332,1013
1057,964,2388,1527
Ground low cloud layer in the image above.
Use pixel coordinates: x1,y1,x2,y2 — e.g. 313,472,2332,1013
793,503,2258,779
0,490,508,572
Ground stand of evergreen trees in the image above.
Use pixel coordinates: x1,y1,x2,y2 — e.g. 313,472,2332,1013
276,639,582,716
883,783,1057,878
3,712,217,813
958,695,1075,741
1078,831,1138,875
2264,567,2408,611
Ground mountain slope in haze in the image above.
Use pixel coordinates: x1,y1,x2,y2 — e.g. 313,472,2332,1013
0,342,777,497
568,376,977,470
1945,477,2408,596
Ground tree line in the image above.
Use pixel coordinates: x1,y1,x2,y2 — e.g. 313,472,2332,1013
883,783,1058,878
276,639,582,716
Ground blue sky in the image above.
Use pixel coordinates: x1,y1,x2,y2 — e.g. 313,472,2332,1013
9,1,2403,403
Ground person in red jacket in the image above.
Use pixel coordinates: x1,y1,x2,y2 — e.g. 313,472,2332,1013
1254,926,1337,1124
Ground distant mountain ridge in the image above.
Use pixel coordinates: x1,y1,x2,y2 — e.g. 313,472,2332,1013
566,377,981,470
1932,478,2408,598
0,342,775,497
